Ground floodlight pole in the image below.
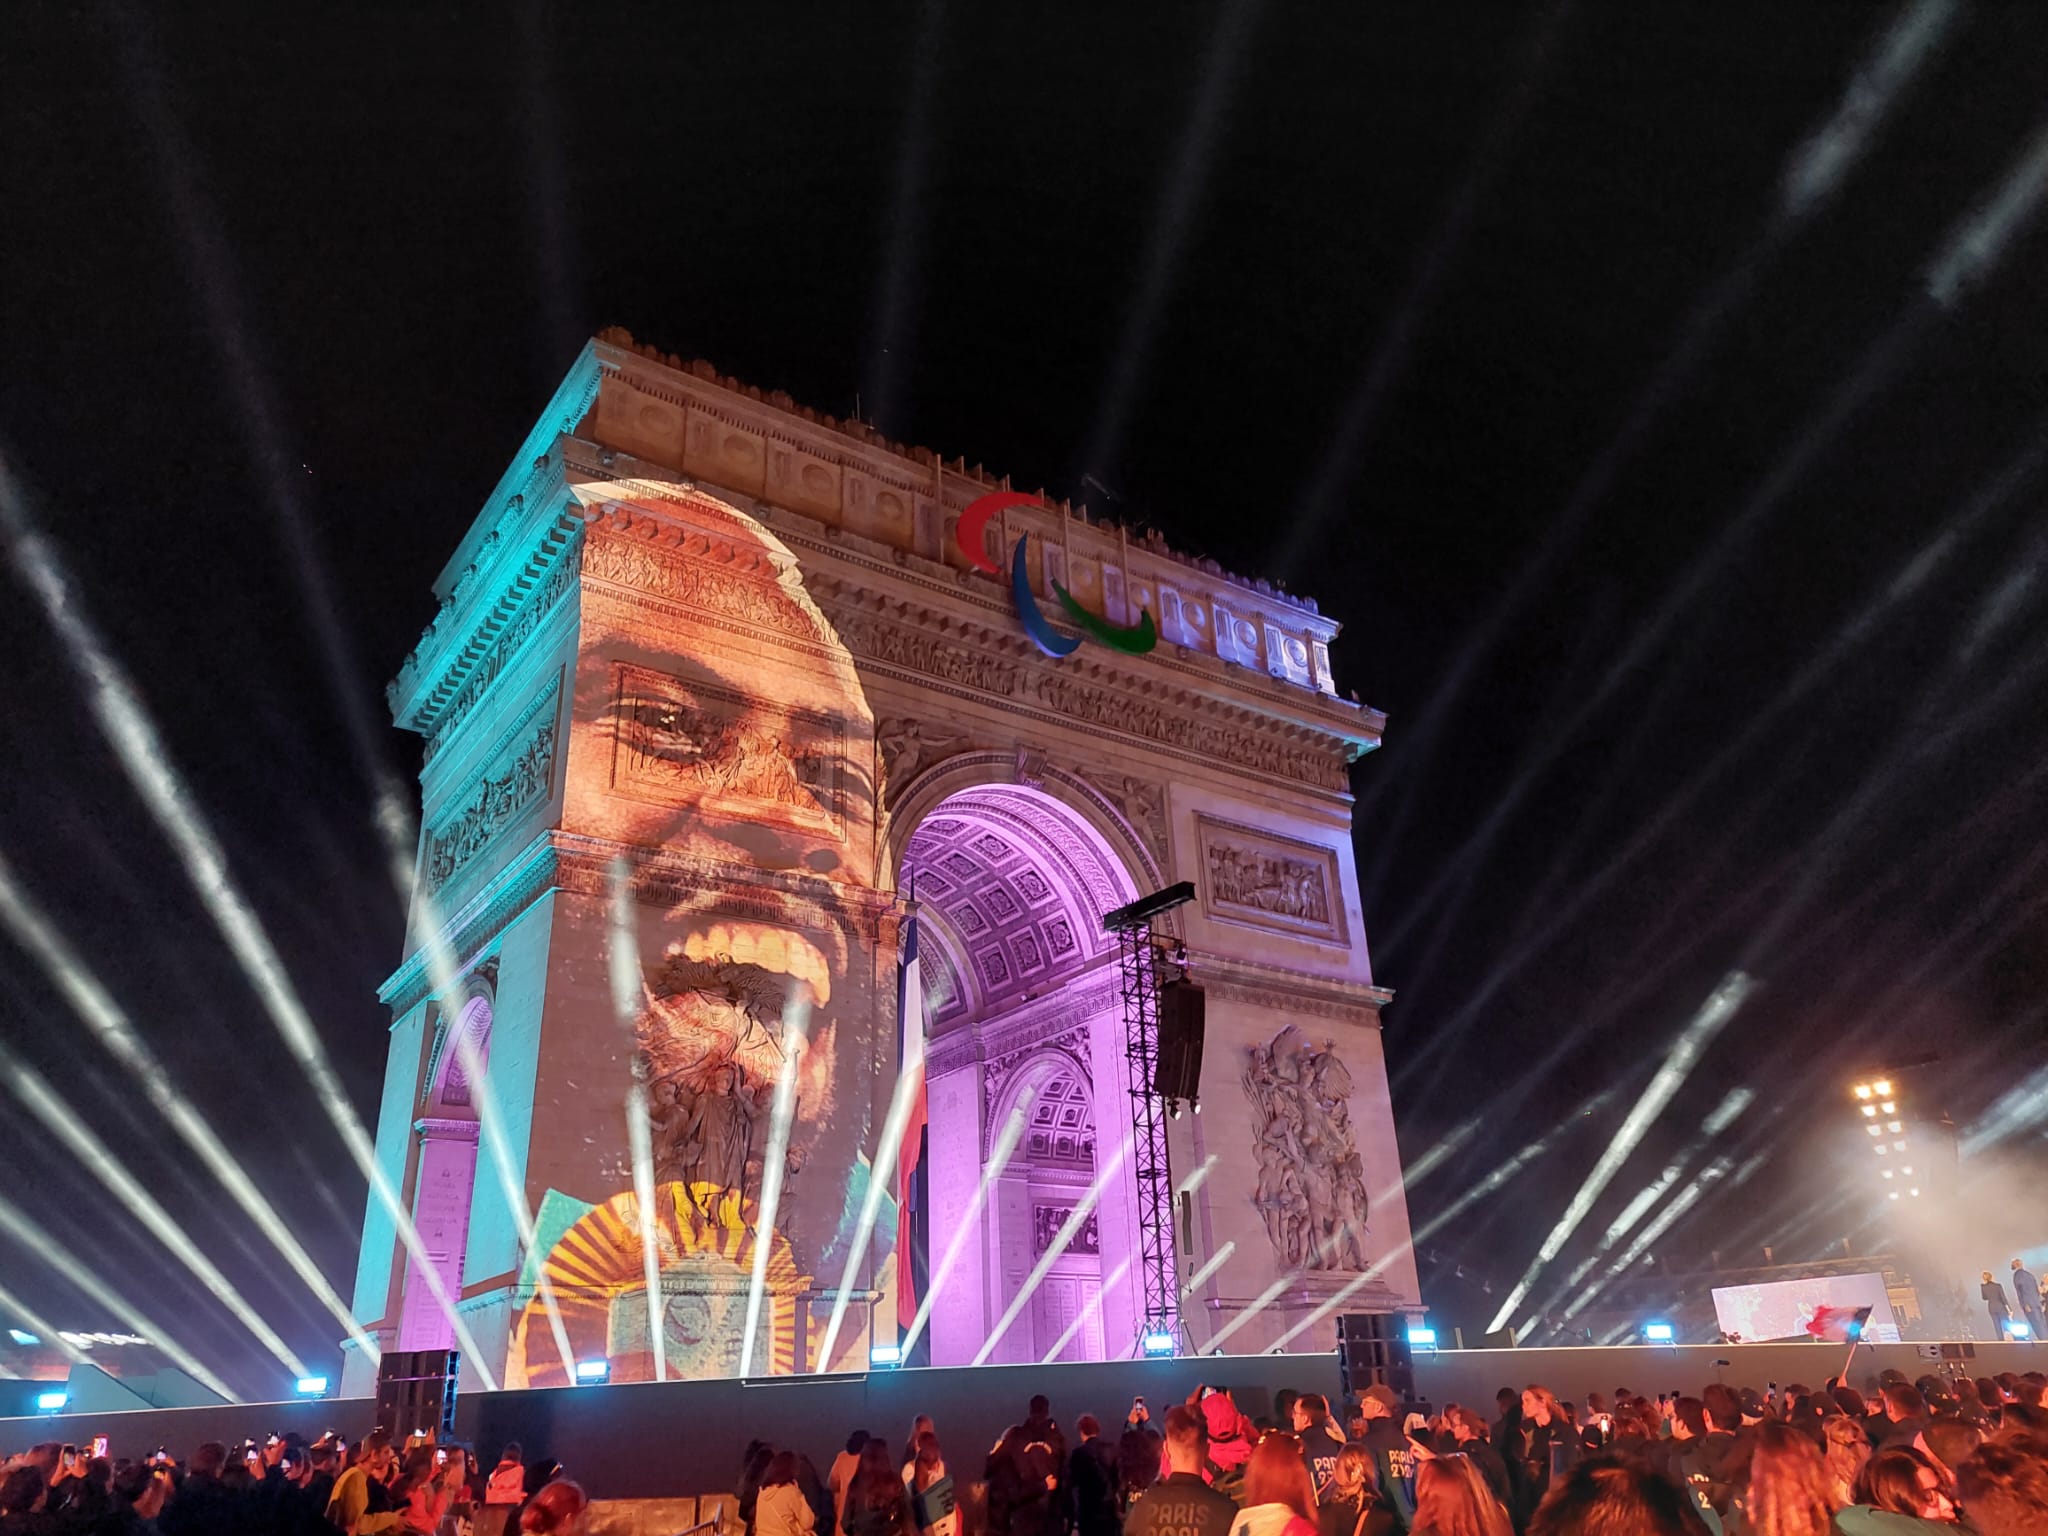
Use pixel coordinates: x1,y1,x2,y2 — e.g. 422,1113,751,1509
1104,882,1195,1354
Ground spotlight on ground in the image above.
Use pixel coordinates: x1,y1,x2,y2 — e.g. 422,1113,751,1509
574,1359,611,1384
35,1391,67,1413
1407,1326,1439,1351
870,1343,905,1370
2010,1321,2033,1340
1643,1322,1676,1343
8,1329,37,1346
1141,1328,1177,1359
294,1376,329,1398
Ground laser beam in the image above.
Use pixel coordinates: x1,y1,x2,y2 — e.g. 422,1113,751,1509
0,455,497,1386
0,844,379,1366
607,856,666,1384
1486,972,1752,1333
817,1016,930,1372
974,1143,1127,1366
1181,1241,1237,1299
900,1096,1032,1359
0,1043,307,1376
1042,1257,1132,1365
0,1190,239,1402
739,1000,811,1377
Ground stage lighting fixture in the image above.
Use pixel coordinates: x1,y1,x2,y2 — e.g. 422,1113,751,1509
2010,1321,2033,1339
1893,1140,1906,1150
1873,1080,1892,1096
1407,1327,1438,1349
7,1329,37,1345
1854,1084,1872,1099
1861,1105,1877,1117
1874,1144,1887,1155
1908,1187,1920,1197
574,1359,611,1384
1866,1125,1881,1136
1881,1170,1894,1179
1880,1102,1896,1114
1889,1191,1900,1200
35,1391,67,1413
1901,1165,1912,1174
1886,1121,1902,1133
870,1344,904,1369
1141,1328,1177,1358
1643,1322,1676,1343
294,1376,329,1397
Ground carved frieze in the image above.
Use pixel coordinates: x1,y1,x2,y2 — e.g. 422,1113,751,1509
422,534,583,760
581,525,820,643
1244,1026,1371,1273
1094,773,1169,869
425,682,562,892
610,664,846,841
1196,814,1346,945
1034,1206,1101,1256
876,716,976,805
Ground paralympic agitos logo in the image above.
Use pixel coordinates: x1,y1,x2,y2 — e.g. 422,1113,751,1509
955,491,1159,659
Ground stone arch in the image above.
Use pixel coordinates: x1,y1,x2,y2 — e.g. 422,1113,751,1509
882,752,1161,901
988,1046,1097,1166
401,962,498,1351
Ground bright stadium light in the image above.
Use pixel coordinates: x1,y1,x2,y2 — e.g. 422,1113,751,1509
1407,1327,1438,1350
35,1391,67,1413
1880,1102,1896,1114
1854,1084,1873,1100
295,1377,329,1397
1643,1322,1676,1343
1873,1079,1893,1096
574,1359,610,1383
1141,1328,1177,1358
869,1344,904,1369
1861,1105,1877,1117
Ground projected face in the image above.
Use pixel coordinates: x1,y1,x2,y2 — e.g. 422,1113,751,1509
637,911,843,1199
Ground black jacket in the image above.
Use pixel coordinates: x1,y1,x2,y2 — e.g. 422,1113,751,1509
1123,1473,1236,1536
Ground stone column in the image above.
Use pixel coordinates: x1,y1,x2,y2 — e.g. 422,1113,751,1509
397,1117,482,1351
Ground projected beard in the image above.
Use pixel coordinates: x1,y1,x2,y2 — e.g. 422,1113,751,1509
638,920,838,1203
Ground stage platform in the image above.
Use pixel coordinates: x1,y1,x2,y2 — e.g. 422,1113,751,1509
4,1340,2039,1499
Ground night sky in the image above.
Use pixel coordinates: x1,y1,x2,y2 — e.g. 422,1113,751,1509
4,1,2046,1393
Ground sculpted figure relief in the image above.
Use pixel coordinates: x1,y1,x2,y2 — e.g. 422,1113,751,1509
1243,1026,1371,1271
876,716,972,802
1207,841,1331,925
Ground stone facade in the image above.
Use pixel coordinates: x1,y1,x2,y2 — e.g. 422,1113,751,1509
344,333,1415,1395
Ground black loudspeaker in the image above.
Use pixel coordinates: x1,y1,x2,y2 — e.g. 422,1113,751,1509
375,1349,460,1439
1152,980,1206,1100
1336,1313,1415,1405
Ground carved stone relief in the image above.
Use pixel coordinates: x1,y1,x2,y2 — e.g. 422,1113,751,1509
425,684,561,892
1196,814,1346,944
824,604,1352,791
1094,773,1169,869
611,664,846,840
876,716,974,805
1034,1207,1100,1256
1244,1026,1370,1272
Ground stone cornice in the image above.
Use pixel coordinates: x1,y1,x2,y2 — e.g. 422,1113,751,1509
590,331,1345,638
382,832,562,1016
1190,951,1394,1026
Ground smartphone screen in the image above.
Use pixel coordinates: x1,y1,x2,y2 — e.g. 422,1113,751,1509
436,1450,447,1465
91,1437,109,1460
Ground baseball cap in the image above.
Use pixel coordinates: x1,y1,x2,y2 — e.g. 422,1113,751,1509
1364,1384,1400,1412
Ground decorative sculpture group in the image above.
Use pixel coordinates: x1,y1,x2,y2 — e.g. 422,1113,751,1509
1244,1026,1371,1272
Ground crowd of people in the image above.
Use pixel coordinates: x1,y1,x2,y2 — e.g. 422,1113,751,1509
5,1366,2047,1536
0,1430,583,1536
737,1371,2048,1536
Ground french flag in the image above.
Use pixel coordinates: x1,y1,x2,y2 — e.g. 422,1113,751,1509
895,893,929,1332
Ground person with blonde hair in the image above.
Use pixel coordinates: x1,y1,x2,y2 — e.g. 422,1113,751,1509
1314,1445,1393,1536
1409,1455,1509,1536
1822,1414,1871,1507
1514,1387,1579,1520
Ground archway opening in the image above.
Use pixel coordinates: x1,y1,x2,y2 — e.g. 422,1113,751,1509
901,782,1142,1366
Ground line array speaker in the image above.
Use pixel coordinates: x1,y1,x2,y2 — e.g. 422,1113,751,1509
374,1348,460,1439
1152,979,1206,1101
1335,1312,1415,1405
